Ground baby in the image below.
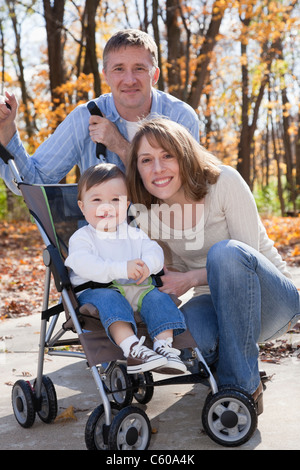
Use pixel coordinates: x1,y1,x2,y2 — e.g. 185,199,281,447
65,163,187,374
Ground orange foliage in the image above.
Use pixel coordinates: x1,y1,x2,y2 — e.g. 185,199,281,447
262,215,300,265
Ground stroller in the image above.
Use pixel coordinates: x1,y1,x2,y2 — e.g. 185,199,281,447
0,143,259,449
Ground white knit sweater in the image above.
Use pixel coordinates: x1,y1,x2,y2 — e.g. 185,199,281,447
138,165,292,297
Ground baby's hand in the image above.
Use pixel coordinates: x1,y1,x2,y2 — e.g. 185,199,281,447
127,259,150,285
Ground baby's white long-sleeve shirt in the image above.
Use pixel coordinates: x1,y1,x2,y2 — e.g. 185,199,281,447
65,221,164,287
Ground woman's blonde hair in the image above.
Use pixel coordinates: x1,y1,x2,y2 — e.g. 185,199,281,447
127,118,221,208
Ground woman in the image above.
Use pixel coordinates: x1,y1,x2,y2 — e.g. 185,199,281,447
126,117,300,414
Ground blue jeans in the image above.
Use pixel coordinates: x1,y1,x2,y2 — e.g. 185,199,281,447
181,240,300,394
78,286,186,343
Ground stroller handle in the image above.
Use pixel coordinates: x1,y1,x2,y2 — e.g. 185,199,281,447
0,142,23,185
0,142,14,164
87,101,106,160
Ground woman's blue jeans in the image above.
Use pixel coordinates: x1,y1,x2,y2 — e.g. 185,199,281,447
78,286,186,343
180,239,300,395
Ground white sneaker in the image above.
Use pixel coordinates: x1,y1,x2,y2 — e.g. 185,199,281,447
154,338,187,375
127,336,168,374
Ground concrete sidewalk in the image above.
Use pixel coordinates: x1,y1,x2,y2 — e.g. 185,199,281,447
1,267,300,450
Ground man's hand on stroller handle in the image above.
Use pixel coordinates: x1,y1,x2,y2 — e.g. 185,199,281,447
87,100,130,166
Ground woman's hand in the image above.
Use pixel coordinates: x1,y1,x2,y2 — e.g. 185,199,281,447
159,268,193,297
159,267,207,297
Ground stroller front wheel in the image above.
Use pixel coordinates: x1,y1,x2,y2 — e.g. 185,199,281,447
34,375,57,423
107,405,151,450
12,380,36,428
85,402,120,450
202,387,257,447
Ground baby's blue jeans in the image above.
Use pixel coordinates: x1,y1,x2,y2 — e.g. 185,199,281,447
78,285,186,343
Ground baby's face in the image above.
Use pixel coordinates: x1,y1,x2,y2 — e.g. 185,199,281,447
78,177,129,231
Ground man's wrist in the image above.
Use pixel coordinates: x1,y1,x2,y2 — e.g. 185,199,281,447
0,124,17,146
117,137,130,166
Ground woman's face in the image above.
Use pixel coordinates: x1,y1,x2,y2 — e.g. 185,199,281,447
136,135,184,204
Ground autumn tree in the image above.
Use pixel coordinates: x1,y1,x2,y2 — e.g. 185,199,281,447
0,0,300,215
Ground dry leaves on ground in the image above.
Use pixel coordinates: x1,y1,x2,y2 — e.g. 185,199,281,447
0,220,59,321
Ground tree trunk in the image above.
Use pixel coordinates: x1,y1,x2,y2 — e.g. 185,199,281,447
236,31,251,186
0,20,5,95
187,0,225,109
6,0,34,138
281,86,296,212
82,0,101,97
43,0,66,105
296,109,300,198
152,0,165,91
237,33,280,186
166,0,183,99
271,117,285,216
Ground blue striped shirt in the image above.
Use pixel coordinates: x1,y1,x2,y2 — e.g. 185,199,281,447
1,88,199,193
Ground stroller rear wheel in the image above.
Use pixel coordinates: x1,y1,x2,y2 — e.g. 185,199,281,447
132,371,154,404
109,363,134,407
202,387,257,447
12,380,36,428
107,405,151,450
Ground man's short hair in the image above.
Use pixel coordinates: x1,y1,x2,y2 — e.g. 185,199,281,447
103,29,158,70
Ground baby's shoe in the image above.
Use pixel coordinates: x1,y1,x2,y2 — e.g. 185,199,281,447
127,336,167,374
154,338,187,375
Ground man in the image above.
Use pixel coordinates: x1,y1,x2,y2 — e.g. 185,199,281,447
0,29,199,194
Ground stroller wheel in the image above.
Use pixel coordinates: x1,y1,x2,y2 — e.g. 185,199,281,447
109,364,133,407
34,376,57,423
12,380,36,428
132,371,154,404
85,402,120,450
202,387,257,447
108,405,151,450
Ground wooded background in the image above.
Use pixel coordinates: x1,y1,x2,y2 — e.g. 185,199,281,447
0,0,299,218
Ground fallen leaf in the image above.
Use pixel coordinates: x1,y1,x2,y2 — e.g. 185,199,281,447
54,405,77,422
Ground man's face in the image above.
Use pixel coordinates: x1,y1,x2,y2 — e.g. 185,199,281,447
103,46,160,121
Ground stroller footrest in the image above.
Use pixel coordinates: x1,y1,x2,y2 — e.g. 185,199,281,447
153,372,210,388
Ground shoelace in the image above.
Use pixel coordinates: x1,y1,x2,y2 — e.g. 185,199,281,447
155,337,181,356
131,336,154,359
